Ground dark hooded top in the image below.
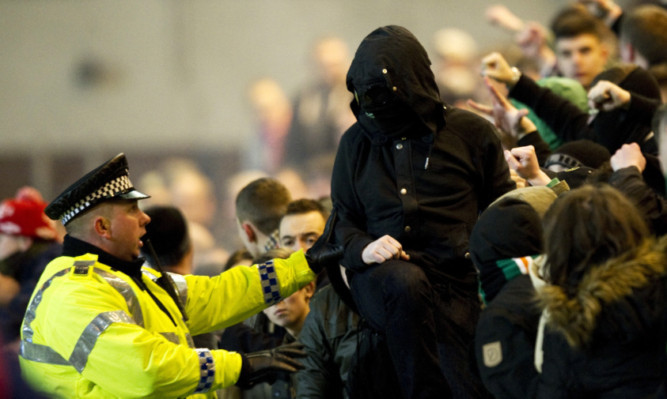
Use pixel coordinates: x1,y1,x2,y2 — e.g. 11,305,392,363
331,25,515,275
536,237,667,398
470,197,544,399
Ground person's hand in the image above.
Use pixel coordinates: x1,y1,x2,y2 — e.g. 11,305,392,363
236,342,307,389
510,169,528,188
610,143,646,172
485,4,525,32
468,77,536,143
587,80,631,113
361,235,410,265
505,146,552,186
481,52,516,86
578,0,622,25
515,22,557,74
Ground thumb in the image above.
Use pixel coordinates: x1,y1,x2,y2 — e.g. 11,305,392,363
504,150,521,170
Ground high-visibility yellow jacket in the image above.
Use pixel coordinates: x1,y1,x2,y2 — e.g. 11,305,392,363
19,239,315,398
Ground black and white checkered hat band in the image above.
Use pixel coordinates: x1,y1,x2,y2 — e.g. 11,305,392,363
60,175,133,225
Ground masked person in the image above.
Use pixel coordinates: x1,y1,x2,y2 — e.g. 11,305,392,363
18,153,326,399
330,25,515,399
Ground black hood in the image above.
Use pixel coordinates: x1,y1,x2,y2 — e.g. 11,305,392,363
346,25,445,143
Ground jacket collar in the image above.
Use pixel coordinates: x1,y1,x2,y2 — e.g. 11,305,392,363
62,234,145,279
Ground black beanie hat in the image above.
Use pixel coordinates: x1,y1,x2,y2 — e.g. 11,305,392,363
545,139,611,170
470,197,543,303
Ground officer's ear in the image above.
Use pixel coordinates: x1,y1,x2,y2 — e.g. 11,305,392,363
94,216,112,239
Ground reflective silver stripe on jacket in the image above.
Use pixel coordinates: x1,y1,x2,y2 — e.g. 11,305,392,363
161,332,180,344
20,310,135,372
95,269,144,327
142,269,188,306
168,272,188,306
22,267,72,343
142,268,158,281
20,260,140,371
20,341,69,366
70,310,135,372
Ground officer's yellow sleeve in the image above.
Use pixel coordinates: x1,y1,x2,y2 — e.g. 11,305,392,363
184,250,316,335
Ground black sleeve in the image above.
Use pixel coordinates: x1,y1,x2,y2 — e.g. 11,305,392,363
510,75,593,144
609,166,667,236
475,311,539,398
536,332,574,399
330,132,375,271
295,293,341,399
479,121,516,209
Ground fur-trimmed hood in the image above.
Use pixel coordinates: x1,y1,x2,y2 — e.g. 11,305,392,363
536,236,667,348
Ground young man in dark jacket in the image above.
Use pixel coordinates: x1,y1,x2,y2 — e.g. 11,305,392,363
330,25,515,399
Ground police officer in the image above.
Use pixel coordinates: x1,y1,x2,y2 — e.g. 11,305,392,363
18,153,324,398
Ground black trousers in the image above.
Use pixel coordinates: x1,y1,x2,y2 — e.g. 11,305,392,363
348,259,490,399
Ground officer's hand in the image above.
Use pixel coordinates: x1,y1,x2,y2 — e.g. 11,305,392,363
305,212,343,274
236,342,307,389
305,236,344,275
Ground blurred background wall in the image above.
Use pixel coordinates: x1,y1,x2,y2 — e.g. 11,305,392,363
12,0,650,256
1,0,574,199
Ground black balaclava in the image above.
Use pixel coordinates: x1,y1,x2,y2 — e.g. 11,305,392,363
346,25,445,142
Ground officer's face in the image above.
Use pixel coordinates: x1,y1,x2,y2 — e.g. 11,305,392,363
106,200,151,261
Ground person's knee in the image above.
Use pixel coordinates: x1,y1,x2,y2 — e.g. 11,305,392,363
381,262,431,300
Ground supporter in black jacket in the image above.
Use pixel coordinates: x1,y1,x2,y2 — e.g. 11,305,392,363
331,25,514,398
470,192,557,399
482,52,662,155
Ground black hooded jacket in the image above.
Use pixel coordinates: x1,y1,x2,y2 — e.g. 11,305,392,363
331,25,515,275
